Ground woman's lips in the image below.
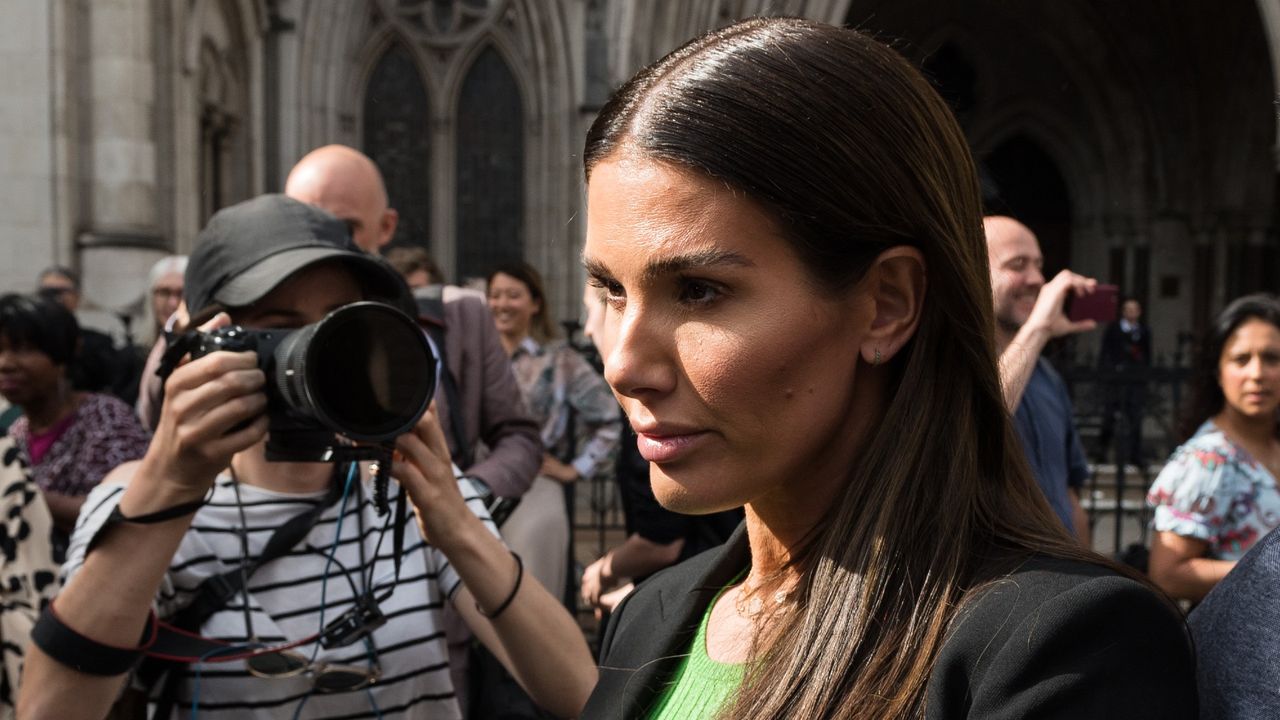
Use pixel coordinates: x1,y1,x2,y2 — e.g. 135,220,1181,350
635,430,710,463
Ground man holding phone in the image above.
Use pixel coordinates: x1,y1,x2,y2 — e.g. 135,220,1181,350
985,215,1098,546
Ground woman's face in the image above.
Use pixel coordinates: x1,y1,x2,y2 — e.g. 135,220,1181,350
584,156,878,514
0,335,63,408
1218,317,1280,422
487,273,539,339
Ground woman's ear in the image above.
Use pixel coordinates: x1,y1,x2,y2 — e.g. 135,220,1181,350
857,246,926,365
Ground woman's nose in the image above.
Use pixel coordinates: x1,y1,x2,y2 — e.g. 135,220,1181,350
604,305,677,400
1244,355,1265,379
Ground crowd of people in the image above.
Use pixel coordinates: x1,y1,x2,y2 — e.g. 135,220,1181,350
0,15,1275,720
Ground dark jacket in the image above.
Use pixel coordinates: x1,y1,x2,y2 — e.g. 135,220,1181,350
1099,321,1152,370
583,526,1197,719
414,285,541,498
1188,526,1280,719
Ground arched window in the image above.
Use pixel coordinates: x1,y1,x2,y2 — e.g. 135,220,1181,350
455,46,523,281
922,42,977,123
983,135,1072,277
197,39,250,223
364,42,432,248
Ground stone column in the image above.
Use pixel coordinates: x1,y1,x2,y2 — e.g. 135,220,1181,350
0,0,57,293
78,0,168,340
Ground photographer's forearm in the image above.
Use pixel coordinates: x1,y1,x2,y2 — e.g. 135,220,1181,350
19,476,198,718
442,519,596,718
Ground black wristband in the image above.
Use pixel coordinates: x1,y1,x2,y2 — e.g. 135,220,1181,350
86,490,211,554
31,601,157,676
111,491,210,524
475,551,523,621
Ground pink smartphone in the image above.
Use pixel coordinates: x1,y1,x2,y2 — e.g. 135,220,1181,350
1066,284,1118,324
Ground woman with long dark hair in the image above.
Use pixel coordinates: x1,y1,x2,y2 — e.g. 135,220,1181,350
578,18,1194,719
1147,294,1280,603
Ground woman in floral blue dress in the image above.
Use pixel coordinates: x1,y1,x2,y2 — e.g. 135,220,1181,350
1148,294,1280,602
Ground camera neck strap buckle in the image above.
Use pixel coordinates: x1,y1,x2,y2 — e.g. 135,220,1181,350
156,330,201,382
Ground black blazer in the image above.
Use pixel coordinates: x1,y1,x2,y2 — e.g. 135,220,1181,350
1099,321,1152,369
582,526,1197,719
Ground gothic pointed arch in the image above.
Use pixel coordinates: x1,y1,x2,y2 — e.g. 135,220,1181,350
982,134,1073,278
454,44,525,281
363,41,433,248
183,0,265,228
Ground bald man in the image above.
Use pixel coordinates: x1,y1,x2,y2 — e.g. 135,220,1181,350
985,215,1097,547
285,144,399,251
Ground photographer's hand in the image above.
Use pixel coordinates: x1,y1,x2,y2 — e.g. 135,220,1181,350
19,313,268,720
137,312,268,507
392,409,597,719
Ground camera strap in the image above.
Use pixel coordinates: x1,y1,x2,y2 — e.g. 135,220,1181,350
99,466,346,715
155,329,201,382
166,471,346,634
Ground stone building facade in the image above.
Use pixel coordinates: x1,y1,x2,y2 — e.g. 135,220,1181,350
2,0,1277,362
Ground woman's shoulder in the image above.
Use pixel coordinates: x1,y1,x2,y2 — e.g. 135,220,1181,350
614,540,730,613
1167,420,1251,467
928,554,1196,718
601,532,745,653
950,555,1164,629
1150,422,1254,497
78,392,141,424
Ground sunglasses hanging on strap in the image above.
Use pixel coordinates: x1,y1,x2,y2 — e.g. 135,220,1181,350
142,461,409,713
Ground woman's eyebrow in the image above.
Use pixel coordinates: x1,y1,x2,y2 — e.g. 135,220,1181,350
582,256,612,281
640,249,754,282
582,249,754,283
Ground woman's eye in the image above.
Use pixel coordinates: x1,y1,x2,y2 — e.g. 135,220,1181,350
678,279,721,304
589,277,626,308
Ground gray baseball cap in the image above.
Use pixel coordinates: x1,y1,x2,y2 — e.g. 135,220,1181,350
185,194,410,318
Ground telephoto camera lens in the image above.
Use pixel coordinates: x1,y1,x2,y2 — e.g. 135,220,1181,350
271,302,436,442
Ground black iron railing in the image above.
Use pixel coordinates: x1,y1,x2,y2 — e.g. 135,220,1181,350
1060,364,1193,555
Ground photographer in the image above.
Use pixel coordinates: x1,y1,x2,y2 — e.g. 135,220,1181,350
18,195,595,719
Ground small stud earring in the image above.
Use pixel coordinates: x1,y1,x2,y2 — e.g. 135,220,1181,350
872,348,882,366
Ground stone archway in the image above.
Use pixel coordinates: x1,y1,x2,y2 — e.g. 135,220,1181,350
983,135,1073,279
286,0,580,312
173,0,266,242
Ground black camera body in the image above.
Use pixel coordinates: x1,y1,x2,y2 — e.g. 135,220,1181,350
186,301,437,463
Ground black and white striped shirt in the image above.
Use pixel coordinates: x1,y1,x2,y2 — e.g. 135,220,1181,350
63,472,498,719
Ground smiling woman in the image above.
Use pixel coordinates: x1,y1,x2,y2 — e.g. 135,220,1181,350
578,17,1196,720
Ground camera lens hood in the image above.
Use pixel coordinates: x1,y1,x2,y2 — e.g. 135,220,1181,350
271,302,437,443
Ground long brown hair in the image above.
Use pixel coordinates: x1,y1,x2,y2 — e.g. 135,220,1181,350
585,18,1103,718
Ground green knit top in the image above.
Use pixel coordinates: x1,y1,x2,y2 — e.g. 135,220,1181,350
645,585,746,719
